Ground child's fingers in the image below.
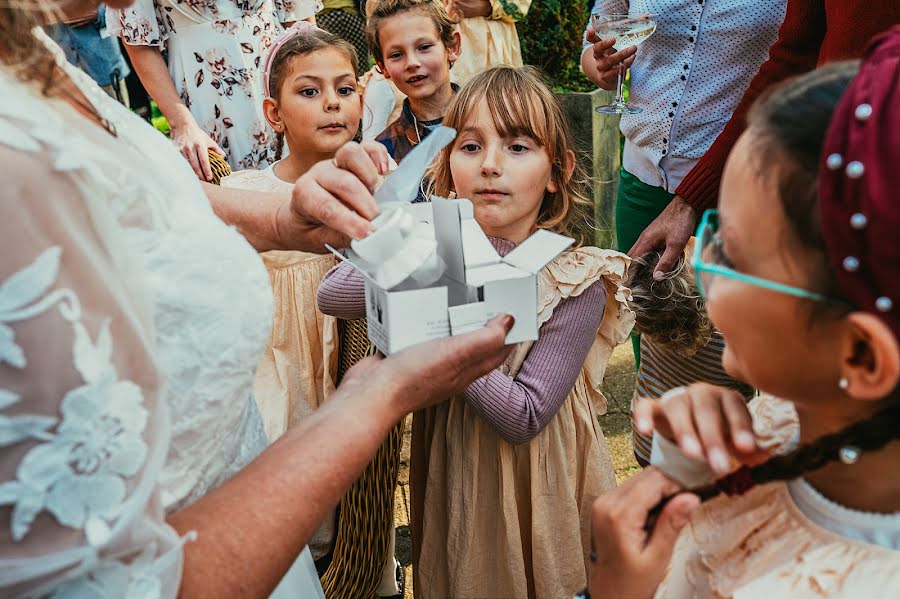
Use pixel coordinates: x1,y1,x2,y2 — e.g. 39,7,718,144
633,398,658,436
689,391,734,474
360,140,391,175
655,390,704,460
644,492,699,563
720,391,758,454
197,144,213,182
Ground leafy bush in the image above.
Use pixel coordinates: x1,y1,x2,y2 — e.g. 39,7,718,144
517,0,594,93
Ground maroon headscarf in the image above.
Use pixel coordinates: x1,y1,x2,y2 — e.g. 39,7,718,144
819,26,900,338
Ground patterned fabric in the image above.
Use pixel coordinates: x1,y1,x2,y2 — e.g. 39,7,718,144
316,8,369,77
107,0,322,170
631,332,753,463
0,30,293,597
375,83,459,163
582,0,786,193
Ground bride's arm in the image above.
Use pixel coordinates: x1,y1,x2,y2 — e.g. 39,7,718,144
169,317,513,598
202,142,382,253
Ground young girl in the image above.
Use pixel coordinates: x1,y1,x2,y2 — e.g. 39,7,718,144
588,30,900,598
318,65,632,598
221,22,389,563
366,0,461,162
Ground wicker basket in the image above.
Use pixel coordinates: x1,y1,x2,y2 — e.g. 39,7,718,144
320,318,405,599
207,149,232,185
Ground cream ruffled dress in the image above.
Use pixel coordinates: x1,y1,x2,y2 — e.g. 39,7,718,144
411,247,634,599
657,395,900,598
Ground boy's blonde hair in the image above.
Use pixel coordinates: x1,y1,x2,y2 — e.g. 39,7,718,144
427,65,591,241
365,0,458,64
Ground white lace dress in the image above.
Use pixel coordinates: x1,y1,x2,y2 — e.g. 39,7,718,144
0,34,324,598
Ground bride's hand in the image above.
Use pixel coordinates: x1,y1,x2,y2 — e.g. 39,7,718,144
282,141,389,251
340,315,515,415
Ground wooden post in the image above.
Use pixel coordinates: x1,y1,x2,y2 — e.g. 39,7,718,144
557,88,621,249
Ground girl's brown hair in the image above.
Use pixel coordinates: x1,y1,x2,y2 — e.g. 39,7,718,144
266,28,360,160
427,65,591,242
365,0,457,64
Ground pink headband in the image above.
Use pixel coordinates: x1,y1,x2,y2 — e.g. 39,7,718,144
263,21,319,97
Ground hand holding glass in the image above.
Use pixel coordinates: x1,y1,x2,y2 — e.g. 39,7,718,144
591,13,657,114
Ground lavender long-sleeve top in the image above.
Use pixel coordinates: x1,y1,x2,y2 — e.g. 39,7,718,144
317,238,607,444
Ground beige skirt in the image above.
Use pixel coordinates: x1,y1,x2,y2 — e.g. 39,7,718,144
254,250,338,441
410,246,634,599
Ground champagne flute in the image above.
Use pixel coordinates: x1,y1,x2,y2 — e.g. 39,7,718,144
591,12,657,114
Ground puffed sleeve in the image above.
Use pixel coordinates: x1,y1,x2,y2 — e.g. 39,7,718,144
106,0,173,47
0,143,185,597
274,0,323,25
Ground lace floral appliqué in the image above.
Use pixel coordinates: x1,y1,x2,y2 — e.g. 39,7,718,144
0,247,149,546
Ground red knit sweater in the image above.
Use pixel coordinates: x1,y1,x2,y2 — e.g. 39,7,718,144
676,0,900,213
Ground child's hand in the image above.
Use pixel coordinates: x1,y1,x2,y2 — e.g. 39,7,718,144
589,467,699,599
359,140,392,176
634,383,768,475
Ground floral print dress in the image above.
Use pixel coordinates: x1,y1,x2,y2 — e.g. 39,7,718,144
108,0,322,169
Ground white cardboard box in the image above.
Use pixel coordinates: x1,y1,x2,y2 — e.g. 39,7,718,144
338,196,573,355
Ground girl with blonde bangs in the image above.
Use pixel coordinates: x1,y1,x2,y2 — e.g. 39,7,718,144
428,65,592,241
318,65,631,598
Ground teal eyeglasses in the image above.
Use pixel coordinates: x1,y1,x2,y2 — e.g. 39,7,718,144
691,209,834,303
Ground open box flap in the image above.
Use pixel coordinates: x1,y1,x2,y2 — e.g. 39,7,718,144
503,229,574,273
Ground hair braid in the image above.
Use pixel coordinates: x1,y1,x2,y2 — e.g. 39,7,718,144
746,400,900,486
274,132,285,161
644,400,900,531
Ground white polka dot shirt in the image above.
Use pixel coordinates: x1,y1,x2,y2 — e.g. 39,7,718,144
583,1,787,193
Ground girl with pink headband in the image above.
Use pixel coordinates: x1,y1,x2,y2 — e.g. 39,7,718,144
221,20,391,572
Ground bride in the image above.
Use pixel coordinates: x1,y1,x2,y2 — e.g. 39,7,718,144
0,0,514,595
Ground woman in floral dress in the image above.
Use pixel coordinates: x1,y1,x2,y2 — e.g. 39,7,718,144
108,0,322,179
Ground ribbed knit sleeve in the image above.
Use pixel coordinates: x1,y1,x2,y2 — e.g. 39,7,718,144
675,0,825,213
316,261,367,320
463,280,606,445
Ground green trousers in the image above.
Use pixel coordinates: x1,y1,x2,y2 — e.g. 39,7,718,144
615,169,675,365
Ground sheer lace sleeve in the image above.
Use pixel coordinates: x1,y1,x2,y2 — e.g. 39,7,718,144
0,144,184,597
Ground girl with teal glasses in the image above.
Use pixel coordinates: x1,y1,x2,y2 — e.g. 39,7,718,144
583,28,900,599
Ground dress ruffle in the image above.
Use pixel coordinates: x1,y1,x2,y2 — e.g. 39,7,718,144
659,483,900,598
532,247,634,415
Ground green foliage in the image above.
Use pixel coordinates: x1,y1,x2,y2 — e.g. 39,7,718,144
150,101,170,136
518,0,594,93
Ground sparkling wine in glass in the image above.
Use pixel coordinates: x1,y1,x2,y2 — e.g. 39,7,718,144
591,13,657,114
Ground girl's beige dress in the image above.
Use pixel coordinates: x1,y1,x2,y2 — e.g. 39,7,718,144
222,165,338,559
656,395,900,598
411,247,634,599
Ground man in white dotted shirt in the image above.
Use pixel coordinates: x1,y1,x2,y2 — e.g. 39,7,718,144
581,0,786,365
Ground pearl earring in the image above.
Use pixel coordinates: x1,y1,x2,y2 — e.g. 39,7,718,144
838,377,849,390
839,446,861,465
